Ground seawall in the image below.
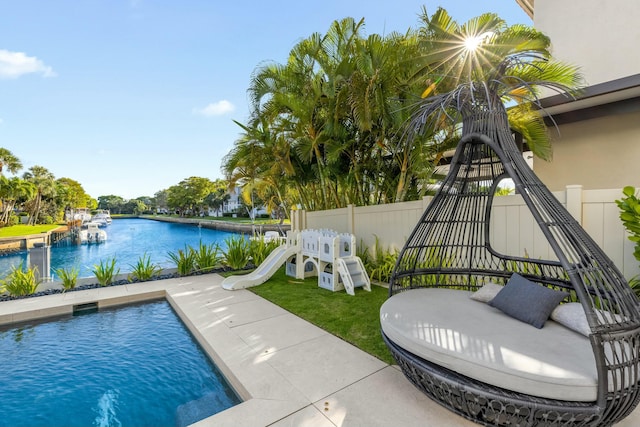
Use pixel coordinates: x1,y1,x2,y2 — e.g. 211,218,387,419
138,215,290,235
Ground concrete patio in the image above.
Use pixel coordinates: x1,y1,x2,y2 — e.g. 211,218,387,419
0,274,639,427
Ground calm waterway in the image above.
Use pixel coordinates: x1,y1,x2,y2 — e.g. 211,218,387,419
0,218,239,279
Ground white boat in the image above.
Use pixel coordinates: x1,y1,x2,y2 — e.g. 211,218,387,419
79,222,107,244
67,208,93,224
91,210,112,227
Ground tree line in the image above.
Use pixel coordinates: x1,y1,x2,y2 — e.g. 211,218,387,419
0,148,234,226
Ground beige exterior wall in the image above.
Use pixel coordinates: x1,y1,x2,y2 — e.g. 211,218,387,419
534,0,640,85
534,110,640,191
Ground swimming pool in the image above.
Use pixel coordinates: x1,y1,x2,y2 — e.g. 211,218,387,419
0,218,239,278
0,300,240,427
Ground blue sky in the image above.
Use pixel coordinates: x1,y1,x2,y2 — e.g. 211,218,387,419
1,1,531,200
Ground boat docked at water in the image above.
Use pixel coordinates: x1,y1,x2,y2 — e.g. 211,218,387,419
66,208,93,224
91,210,112,227
79,222,107,244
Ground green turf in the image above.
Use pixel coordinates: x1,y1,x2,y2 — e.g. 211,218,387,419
249,267,394,364
0,224,62,238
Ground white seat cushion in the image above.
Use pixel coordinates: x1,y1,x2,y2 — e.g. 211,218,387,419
380,288,597,401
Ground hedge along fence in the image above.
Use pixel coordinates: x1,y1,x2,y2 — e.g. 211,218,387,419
291,185,639,280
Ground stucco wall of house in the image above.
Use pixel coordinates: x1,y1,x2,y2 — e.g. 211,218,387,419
534,109,640,191
534,0,640,85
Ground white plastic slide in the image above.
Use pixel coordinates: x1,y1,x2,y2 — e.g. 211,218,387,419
221,245,298,290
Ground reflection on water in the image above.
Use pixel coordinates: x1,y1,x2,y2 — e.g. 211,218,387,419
94,389,122,427
0,218,238,278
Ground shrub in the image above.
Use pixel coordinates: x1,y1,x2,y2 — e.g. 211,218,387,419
8,215,19,226
2,263,41,296
616,186,640,296
92,257,119,286
192,241,222,273
249,237,280,266
617,186,640,262
223,235,251,270
128,253,162,282
167,246,196,276
56,266,79,291
358,235,398,283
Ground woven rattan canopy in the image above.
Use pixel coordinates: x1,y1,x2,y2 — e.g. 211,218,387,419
385,101,640,426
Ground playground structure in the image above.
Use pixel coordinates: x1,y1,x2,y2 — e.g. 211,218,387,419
221,229,371,295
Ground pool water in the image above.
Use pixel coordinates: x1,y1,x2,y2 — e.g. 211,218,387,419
0,218,238,278
0,300,240,427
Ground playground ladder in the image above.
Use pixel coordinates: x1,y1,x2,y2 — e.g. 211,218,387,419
335,256,371,296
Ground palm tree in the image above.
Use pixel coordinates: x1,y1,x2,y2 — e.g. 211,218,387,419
228,9,575,211
406,7,583,158
22,166,56,225
0,148,22,175
0,176,36,224
238,18,434,209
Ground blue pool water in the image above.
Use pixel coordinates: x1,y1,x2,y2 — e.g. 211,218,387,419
0,300,240,427
0,218,238,278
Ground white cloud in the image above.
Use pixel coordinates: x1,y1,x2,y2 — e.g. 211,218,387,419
193,100,235,117
0,49,56,79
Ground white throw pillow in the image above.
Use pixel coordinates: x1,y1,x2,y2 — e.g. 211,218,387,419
470,282,503,303
550,303,591,336
551,303,624,337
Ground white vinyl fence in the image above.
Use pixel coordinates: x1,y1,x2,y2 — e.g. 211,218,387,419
290,186,639,279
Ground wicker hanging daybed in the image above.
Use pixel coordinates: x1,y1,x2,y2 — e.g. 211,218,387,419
380,84,640,426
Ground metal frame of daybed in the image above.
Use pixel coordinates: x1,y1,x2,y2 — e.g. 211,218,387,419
385,106,640,426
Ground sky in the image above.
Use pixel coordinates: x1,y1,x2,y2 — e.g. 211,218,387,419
0,1,531,200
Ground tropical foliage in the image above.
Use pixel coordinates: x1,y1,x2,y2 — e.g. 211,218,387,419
191,241,223,273
249,237,281,266
222,8,582,212
0,148,100,226
1,263,41,296
223,235,251,270
358,236,399,284
167,245,197,276
165,176,218,216
56,266,80,291
404,7,583,158
616,186,640,296
223,18,430,211
128,253,163,282
92,257,120,286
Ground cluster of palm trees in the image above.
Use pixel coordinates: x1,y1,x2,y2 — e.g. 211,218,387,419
0,148,92,226
222,7,582,213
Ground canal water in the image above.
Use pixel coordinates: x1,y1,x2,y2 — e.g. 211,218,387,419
0,218,238,279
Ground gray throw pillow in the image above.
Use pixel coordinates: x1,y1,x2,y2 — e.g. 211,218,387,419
489,273,569,329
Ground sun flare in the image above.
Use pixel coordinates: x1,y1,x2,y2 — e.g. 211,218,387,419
464,35,482,51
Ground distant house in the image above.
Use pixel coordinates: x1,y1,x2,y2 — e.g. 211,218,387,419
221,187,242,215
212,186,268,218
517,0,640,191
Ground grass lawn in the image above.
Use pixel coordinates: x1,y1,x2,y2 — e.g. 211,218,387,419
249,267,394,364
0,224,62,238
